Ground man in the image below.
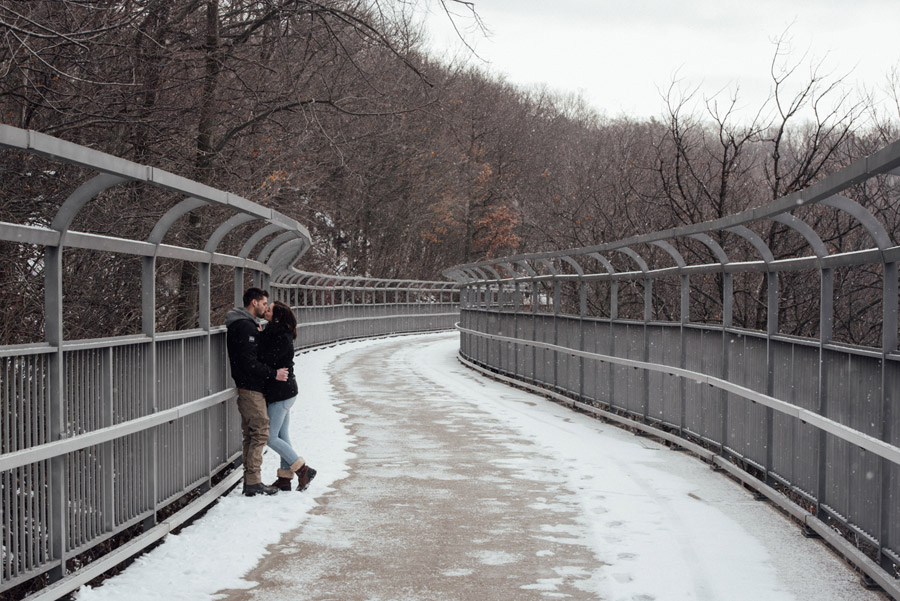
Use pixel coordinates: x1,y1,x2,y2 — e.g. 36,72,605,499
225,287,288,496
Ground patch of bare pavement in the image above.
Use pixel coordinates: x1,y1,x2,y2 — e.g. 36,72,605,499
216,337,605,601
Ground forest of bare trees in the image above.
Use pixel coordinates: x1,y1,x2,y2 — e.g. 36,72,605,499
2,0,899,345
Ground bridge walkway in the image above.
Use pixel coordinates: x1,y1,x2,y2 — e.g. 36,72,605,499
77,332,884,601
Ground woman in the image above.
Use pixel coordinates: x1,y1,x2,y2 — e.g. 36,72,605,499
258,300,316,491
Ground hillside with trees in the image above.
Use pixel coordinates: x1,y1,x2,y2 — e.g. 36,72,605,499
2,0,899,343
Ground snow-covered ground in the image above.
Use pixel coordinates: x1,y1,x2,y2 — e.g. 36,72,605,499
74,332,880,601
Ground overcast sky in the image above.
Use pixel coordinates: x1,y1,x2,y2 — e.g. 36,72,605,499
422,0,900,121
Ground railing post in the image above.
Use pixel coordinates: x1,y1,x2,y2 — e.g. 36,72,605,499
553,280,560,391
233,266,244,308
642,277,652,421
531,280,538,385
141,255,158,530
579,279,586,399
816,268,834,518
609,279,618,410
765,271,779,483
101,347,114,532
199,262,213,485
880,260,898,570
44,245,67,583
721,271,733,451
679,273,689,434
514,282,521,380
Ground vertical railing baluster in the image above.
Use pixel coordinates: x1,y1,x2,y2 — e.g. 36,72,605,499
679,273,689,434
880,260,898,570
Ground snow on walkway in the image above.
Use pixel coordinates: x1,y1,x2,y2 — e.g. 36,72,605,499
75,332,881,601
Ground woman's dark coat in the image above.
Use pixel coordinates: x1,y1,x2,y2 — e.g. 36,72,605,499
257,327,298,403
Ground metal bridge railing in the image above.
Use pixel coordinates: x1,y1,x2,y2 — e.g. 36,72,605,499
444,140,900,596
0,125,458,600
272,271,459,349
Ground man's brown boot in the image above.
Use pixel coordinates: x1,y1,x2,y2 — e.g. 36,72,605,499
270,467,295,492
270,477,292,491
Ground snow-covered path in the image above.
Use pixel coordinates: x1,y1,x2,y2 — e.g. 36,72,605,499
76,332,882,601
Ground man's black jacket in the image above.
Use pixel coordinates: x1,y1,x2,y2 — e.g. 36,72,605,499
225,307,275,392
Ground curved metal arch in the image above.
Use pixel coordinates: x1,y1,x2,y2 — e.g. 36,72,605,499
443,269,468,282
344,277,364,290
271,269,294,285
559,255,584,276
587,252,616,276
820,194,892,251
482,265,504,280
267,239,307,275
470,267,490,281
649,240,686,268
497,262,523,280
147,197,207,245
536,258,558,276
724,225,775,263
290,271,313,286
51,173,129,233
240,223,281,258
771,214,828,259
456,268,480,282
614,247,649,273
277,270,305,285
686,234,730,266
272,269,299,285
278,236,310,267
205,213,260,254
514,260,539,277
257,231,296,264
292,272,312,285
296,272,313,286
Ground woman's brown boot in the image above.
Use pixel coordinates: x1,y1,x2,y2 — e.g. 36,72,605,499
296,464,317,491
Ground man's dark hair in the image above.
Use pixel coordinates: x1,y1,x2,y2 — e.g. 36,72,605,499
243,287,268,307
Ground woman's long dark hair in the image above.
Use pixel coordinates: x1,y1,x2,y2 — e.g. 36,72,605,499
269,300,297,340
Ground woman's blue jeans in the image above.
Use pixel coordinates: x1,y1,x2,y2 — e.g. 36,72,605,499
266,395,301,471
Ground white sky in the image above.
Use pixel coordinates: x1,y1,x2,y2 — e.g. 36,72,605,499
421,0,900,121
75,333,881,601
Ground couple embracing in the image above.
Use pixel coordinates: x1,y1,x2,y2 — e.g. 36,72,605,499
225,288,317,497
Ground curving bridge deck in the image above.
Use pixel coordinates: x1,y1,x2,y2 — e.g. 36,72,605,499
80,333,882,601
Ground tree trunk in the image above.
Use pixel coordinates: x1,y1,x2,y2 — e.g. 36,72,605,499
175,0,221,329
